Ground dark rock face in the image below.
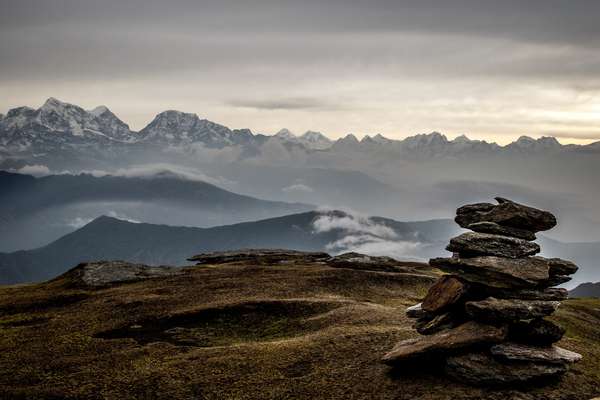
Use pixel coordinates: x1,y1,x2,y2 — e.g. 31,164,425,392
455,197,557,233
491,342,582,364
382,321,507,364
422,275,469,314
445,352,567,385
430,256,551,289
467,221,536,241
509,319,566,346
465,298,559,322
446,232,540,259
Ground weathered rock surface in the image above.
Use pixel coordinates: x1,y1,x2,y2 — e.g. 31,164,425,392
422,275,469,314
455,197,557,233
66,261,183,287
467,221,536,241
465,297,560,322
405,303,428,319
430,256,551,289
543,274,572,287
491,342,582,364
382,321,507,364
188,249,330,265
509,319,566,346
480,287,568,301
547,258,579,276
445,352,567,386
414,312,463,335
446,232,540,258
325,252,432,274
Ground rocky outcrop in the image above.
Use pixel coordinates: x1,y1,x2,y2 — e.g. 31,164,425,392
64,261,183,287
188,249,330,265
384,197,581,386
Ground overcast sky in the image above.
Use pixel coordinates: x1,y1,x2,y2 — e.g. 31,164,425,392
2,0,600,144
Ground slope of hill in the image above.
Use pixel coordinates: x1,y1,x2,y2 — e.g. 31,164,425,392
570,282,600,298
538,236,600,288
0,212,459,285
0,255,598,399
0,171,312,251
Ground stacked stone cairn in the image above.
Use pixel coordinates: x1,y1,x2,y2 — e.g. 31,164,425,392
382,197,582,386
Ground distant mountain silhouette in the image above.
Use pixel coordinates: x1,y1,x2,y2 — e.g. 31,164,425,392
0,171,312,251
569,282,600,298
0,212,458,285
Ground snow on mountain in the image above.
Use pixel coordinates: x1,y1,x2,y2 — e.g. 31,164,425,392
274,128,296,141
1,98,598,163
139,110,262,149
0,98,136,150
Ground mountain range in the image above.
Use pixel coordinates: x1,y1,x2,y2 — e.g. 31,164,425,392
1,207,598,288
569,282,600,298
0,211,459,285
2,98,600,244
0,171,312,252
2,98,598,163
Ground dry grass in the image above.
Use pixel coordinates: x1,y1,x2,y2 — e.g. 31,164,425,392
0,261,598,400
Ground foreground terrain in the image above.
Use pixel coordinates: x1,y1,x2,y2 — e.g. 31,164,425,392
0,252,599,399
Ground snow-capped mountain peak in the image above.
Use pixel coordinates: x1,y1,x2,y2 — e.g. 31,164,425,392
89,105,109,117
299,130,332,149
274,128,296,140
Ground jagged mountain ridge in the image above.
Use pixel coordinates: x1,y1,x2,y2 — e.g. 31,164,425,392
1,98,596,158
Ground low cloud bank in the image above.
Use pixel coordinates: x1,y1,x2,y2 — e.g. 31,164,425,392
312,210,424,261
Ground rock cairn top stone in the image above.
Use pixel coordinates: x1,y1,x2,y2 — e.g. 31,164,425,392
383,197,581,386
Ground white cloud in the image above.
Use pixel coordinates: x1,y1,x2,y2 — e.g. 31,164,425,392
11,164,51,176
312,210,424,261
66,217,94,229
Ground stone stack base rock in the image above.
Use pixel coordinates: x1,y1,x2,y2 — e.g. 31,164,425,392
382,197,582,386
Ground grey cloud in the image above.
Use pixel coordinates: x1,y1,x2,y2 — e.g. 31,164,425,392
228,97,340,111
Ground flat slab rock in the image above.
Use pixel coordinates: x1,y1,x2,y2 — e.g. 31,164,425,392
467,221,536,241
188,249,330,265
382,321,507,364
455,197,557,233
491,342,582,364
69,261,183,287
445,352,567,386
446,232,540,259
430,256,572,289
465,297,560,322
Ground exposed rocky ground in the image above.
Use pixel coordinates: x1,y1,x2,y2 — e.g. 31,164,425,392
0,250,599,399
